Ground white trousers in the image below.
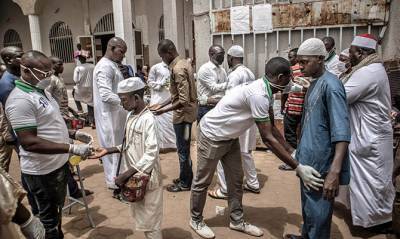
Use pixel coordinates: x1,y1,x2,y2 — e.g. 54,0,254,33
217,151,259,193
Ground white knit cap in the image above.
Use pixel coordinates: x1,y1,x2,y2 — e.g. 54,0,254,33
340,48,350,58
297,38,327,57
351,33,377,50
227,45,244,58
117,77,145,94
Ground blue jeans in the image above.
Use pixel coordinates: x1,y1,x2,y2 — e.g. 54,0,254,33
301,183,333,239
197,105,213,123
22,163,69,239
173,122,193,188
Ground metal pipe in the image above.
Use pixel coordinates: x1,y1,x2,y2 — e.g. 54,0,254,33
276,30,279,55
339,26,343,52
301,28,304,42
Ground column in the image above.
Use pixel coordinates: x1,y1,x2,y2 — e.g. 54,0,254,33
112,0,136,68
28,15,42,51
162,0,185,55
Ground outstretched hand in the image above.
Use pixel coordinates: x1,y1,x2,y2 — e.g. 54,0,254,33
88,148,108,159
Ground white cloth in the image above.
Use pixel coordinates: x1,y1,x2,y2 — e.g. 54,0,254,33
196,61,228,105
6,86,69,175
93,57,127,188
217,151,259,193
200,78,272,141
148,62,176,149
344,63,395,227
73,63,95,105
325,54,342,77
122,109,162,232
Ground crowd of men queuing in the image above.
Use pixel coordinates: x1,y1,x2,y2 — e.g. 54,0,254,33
0,32,399,239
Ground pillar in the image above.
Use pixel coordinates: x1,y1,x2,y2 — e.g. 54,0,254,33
112,0,136,68
28,14,42,51
162,0,185,55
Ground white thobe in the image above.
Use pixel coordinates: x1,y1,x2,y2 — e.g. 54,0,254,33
93,57,127,189
121,109,162,235
344,63,395,227
216,65,259,192
148,62,176,149
73,63,95,106
325,54,342,77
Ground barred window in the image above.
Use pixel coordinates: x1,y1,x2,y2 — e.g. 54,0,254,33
49,21,74,63
3,29,22,48
94,13,114,35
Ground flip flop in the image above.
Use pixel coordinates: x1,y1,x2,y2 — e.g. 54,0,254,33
208,188,228,200
278,164,294,171
243,184,260,194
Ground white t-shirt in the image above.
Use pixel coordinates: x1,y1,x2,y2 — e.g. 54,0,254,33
5,80,70,175
200,78,272,141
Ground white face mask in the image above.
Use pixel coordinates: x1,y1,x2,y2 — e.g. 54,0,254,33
337,61,348,73
35,77,52,90
290,83,303,93
20,65,53,89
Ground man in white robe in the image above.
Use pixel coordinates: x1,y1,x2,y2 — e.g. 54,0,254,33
211,45,260,199
148,62,176,150
93,37,128,189
91,77,163,239
344,34,395,229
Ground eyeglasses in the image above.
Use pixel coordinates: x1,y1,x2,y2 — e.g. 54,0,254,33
21,65,53,78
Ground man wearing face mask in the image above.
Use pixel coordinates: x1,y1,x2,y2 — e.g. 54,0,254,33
322,36,342,77
337,48,352,80
196,45,228,122
0,46,23,171
190,57,324,239
5,50,93,238
342,34,395,232
284,38,350,239
93,37,128,192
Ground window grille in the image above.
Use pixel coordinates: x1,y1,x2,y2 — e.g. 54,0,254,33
94,13,115,35
159,15,165,41
3,29,22,48
49,21,74,63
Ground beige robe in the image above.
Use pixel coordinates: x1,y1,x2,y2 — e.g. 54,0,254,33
121,109,163,232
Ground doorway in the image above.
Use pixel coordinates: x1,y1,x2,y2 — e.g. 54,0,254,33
94,34,114,63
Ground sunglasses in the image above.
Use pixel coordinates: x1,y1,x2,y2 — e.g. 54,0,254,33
21,64,54,78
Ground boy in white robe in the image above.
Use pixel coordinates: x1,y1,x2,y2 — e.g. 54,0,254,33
91,77,163,239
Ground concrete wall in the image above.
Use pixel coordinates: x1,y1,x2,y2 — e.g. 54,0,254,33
0,0,31,50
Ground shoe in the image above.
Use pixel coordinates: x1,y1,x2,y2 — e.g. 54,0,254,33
166,183,190,192
229,222,263,237
208,188,228,200
243,184,260,194
172,178,181,185
189,219,215,239
283,234,303,239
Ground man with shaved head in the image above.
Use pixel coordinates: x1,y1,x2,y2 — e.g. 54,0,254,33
153,39,197,192
0,46,23,172
196,44,228,121
5,50,94,238
93,37,128,192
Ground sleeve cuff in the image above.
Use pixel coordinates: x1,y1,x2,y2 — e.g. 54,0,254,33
14,125,37,132
254,117,270,122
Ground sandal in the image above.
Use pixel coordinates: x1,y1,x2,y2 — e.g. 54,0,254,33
243,184,260,194
278,164,294,171
208,188,228,200
283,234,303,239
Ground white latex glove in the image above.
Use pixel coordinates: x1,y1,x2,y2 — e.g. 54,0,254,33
75,131,93,144
20,214,45,239
69,144,93,157
295,164,324,191
198,95,208,105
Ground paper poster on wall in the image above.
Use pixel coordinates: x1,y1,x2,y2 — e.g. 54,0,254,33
252,4,273,33
230,6,250,35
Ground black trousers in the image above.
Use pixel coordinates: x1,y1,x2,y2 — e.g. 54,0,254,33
283,114,302,149
22,163,69,239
